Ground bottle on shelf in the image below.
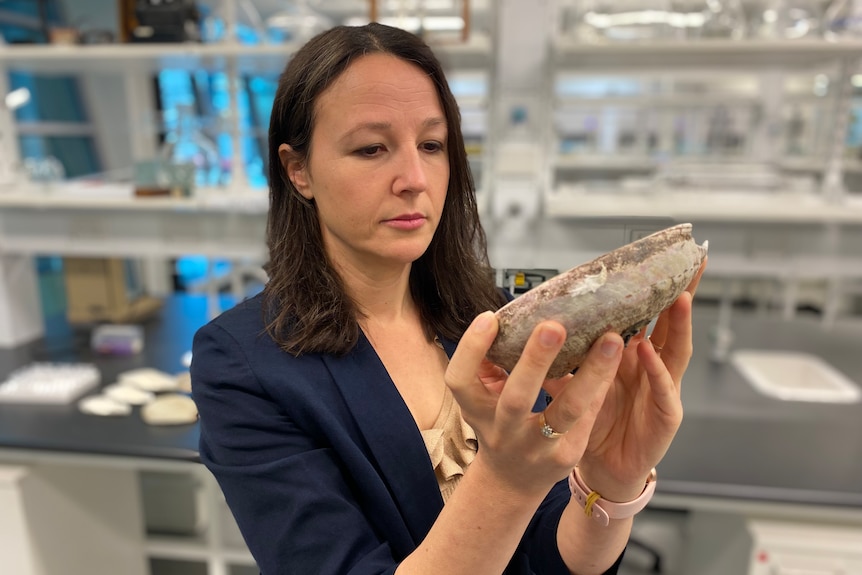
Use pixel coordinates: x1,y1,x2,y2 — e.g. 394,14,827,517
746,0,823,40
571,0,674,42
158,105,221,195
822,0,862,40
265,0,333,44
700,0,747,39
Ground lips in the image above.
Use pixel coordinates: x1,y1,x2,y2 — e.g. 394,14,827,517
382,213,427,231
386,213,424,222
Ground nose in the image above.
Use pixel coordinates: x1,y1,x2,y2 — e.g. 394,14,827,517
392,147,428,195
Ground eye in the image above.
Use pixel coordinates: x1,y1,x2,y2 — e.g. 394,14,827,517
355,145,384,157
421,140,445,153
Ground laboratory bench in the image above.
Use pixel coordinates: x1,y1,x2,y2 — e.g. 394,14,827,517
0,294,250,575
664,303,862,509
1,294,861,574
0,295,206,461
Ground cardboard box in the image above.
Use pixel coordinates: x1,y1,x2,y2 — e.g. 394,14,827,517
63,257,162,324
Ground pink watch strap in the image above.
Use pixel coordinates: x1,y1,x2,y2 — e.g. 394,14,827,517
568,467,657,527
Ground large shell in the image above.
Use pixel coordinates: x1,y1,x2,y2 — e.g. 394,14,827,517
487,223,708,378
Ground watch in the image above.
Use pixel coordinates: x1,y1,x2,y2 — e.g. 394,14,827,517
568,466,657,527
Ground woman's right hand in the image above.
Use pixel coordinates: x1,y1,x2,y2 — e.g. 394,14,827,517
445,312,625,497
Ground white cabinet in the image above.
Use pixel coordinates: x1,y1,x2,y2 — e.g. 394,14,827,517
0,456,257,575
139,468,256,574
748,519,862,575
679,509,862,575
0,463,148,575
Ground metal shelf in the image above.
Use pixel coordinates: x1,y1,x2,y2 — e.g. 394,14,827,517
551,37,862,70
551,155,862,174
146,534,255,565
544,188,862,223
0,33,493,74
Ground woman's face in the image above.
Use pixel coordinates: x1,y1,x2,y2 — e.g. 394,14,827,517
282,53,450,275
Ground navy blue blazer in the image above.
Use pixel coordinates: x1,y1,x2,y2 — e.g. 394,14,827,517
191,294,623,574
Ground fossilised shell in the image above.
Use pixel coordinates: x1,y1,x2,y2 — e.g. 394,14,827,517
487,223,708,378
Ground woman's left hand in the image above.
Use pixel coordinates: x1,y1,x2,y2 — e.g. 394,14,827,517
548,260,707,501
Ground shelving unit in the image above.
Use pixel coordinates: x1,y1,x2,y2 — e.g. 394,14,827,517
551,37,862,70
141,465,257,574
527,1,862,327
0,449,256,575
545,1,862,211
543,32,862,213
0,35,495,218
0,31,493,73
544,188,862,223
0,0,496,198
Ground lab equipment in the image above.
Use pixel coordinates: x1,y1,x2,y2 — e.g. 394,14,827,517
91,324,144,355
131,0,201,43
78,394,133,416
0,363,100,404
141,394,199,426
104,383,155,406
575,0,675,42
747,0,822,39
731,349,862,403
822,0,862,40
119,367,182,393
0,87,29,187
700,0,746,38
158,105,221,191
265,0,332,44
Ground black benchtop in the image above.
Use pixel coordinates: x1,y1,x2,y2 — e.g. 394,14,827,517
1,295,861,507
0,294,221,461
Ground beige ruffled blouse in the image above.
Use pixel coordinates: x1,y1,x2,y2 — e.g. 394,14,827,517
420,385,478,503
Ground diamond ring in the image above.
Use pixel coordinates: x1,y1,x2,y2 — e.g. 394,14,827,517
539,411,566,439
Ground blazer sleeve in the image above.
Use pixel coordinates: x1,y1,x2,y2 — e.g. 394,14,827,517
191,321,401,575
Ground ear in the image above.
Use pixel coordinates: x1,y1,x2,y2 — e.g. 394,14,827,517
278,144,313,200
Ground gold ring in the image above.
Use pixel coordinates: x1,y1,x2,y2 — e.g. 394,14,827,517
647,336,663,353
539,411,566,439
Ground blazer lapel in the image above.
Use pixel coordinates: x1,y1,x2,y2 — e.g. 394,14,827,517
322,333,444,544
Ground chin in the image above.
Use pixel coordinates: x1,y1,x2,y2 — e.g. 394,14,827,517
383,241,434,265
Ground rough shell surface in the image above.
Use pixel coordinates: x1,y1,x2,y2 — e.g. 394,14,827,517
487,223,708,378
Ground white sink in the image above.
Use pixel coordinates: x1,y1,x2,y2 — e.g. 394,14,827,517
731,350,861,404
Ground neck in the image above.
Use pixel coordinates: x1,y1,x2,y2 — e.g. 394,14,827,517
336,260,416,325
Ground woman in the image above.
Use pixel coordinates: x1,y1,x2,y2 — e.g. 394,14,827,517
191,22,702,575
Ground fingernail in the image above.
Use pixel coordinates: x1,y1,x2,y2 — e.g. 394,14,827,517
474,311,493,333
539,326,563,348
601,335,621,357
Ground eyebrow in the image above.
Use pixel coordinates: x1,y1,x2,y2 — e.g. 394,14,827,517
339,117,447,143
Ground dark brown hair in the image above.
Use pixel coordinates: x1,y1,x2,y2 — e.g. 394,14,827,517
264,22,503,355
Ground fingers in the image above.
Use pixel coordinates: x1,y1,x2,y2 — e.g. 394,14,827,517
657,291,694,384
686,258,708,297
498,321,567,419
445,311,499,407
537,333,623,436
648,258,707,348
637,338,675,402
